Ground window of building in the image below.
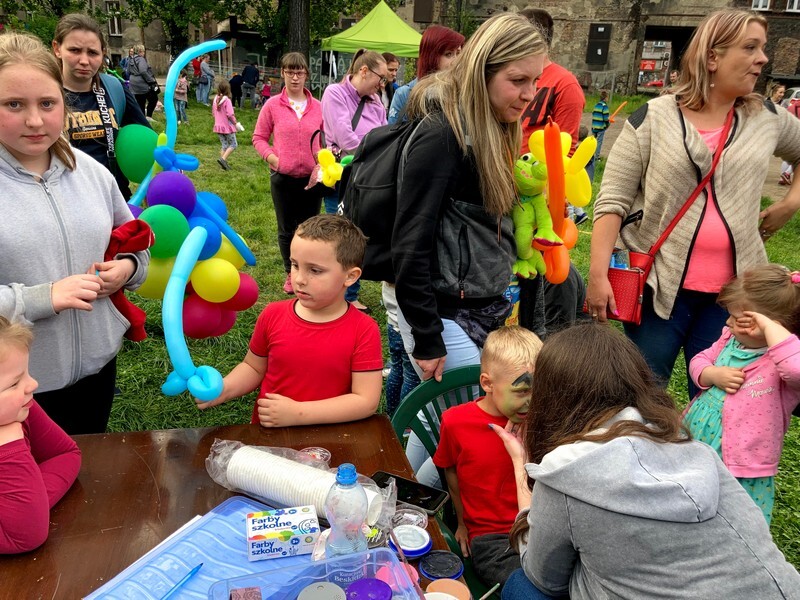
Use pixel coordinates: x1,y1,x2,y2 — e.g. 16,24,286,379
106,1,121,36
788,0,800,11
751,0,770,9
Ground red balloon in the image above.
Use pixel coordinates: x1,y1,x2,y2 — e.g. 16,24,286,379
182,294,222,339
209,310,237,337
219,272,259,311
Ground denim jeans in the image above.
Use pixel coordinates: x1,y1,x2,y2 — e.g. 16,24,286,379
385,323,421,416
501,569,566,600
623,287,728,399
174,99,188,122
397,308,482,487
587,128,606,182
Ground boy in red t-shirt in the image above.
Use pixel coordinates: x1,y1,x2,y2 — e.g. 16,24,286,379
195,215,383,427
433,326,542,587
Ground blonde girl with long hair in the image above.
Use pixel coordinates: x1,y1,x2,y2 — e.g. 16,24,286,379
0,32,149,435
392,13,546,484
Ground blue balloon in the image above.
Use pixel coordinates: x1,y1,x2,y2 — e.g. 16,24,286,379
160,226,224,401
188,216,222,260
193,196,256,266
196,191,228,221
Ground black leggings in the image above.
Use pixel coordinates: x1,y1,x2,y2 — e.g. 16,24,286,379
270,172,324,273
35,358,118,435
135,90,159,117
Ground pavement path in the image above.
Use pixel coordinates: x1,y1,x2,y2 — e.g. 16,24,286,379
580,112,787,202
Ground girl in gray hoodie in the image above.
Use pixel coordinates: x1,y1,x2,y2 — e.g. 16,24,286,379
0,33,149,435
494,324,800,600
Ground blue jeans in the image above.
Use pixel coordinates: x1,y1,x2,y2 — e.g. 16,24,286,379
385,323,421,416
324,190,361,301
587,128,606,182
623,287,728,399
502,569,566,600
397,308,481,487
174,99,188,122
196,82,210,104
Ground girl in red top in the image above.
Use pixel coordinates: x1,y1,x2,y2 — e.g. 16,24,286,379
0,316,81,554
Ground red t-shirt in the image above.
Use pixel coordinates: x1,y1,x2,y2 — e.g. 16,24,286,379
520,61,585,156
0,401,81,553
433,400,518,541
248,300,383,423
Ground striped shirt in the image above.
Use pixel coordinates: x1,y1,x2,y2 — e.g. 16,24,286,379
592,100,609,132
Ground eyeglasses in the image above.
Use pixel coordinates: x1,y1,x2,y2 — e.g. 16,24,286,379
283,69,307,79
368,68,388,85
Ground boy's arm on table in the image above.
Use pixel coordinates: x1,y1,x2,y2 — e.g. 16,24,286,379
444,466,470,557
195,350,267,409
256,369,382,428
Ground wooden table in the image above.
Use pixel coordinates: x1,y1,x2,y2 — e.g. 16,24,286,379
0,415,442,599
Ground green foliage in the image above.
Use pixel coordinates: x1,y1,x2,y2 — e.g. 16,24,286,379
0,0,105,44
439,0,478,38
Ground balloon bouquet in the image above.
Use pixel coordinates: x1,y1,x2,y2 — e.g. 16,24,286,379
513,119,596,284
116,40,258,401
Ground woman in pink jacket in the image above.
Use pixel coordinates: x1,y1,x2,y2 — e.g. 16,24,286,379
685,264,800,524
253,53,324,295
212,80,240,170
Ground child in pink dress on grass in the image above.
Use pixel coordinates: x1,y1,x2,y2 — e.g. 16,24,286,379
212,80,240,170
685,264,800,524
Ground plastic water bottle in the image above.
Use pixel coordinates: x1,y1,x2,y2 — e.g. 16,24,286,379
324,464,368,585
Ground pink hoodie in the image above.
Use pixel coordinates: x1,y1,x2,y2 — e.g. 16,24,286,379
688,328,800,478
253,87,323,178
212,94,236,134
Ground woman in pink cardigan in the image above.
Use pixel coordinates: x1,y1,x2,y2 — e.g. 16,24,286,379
253,53,324,295
212,80,240,170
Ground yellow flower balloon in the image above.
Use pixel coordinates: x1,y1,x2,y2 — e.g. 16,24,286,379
318,149,344,188
526,130,596,208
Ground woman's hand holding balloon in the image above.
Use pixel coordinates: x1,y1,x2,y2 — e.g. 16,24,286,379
91,258,136,298
51,273,103,312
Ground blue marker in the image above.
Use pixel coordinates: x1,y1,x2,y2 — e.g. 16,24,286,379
160,562,203,600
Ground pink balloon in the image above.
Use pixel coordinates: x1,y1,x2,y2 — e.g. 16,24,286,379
209,310,237,337
182,294,222,339
219,273,259,311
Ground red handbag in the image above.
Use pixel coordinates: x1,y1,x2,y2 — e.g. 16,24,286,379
590,108,734,325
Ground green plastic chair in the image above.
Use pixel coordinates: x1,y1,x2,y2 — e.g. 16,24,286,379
390,366,500,598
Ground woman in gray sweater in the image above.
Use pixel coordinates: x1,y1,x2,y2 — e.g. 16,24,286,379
496,324,800,600
586,9,800,397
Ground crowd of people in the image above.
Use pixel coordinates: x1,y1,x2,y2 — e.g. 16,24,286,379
2,7,800,599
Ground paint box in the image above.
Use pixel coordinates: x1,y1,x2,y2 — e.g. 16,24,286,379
246,505,320,561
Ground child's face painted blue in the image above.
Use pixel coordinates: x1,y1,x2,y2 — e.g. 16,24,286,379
491,368,533,423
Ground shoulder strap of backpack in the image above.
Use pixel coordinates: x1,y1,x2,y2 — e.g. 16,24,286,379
352,96,367,130
397,119,427,195
100,72,126,118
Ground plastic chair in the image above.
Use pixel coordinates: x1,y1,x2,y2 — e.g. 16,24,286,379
390,366,500,598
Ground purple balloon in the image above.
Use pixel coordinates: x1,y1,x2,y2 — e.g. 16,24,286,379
128,204,144,218
147,171,197,217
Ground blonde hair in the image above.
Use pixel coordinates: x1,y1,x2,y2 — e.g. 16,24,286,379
0,316,33,361
406,14,546,217
0,32,75,169
718,264,800,335
667,9,767,113
481,325,542,373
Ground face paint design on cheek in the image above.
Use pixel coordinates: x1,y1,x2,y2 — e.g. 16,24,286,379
499,371,533,423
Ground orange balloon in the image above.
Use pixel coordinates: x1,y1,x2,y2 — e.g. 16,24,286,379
561,218,578,249
532,239,549,252
544,120,566,239
544,245,570,284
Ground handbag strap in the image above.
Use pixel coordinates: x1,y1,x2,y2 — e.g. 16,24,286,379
647,107,734,260
352,96,367,130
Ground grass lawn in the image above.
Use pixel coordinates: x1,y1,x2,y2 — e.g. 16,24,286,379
115,99,800,567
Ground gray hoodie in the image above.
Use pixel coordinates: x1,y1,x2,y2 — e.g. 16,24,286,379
0,145,149,393
518,408,800,599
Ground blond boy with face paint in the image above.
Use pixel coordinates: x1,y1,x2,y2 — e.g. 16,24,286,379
433,326,542,588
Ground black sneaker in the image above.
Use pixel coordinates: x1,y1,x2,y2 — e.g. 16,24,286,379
217,158,230,171
574,212,589,225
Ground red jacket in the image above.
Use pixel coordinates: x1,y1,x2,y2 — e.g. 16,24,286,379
105,220,153,341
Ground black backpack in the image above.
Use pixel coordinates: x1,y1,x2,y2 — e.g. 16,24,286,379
339,118,425,283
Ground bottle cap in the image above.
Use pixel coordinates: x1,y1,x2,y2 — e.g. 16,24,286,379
418,551,464,580
336,463,357,485
345,578,392,600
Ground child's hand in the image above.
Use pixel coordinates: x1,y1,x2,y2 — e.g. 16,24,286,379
195,393,228,410
702,366,745,394
90,259,136,297
257,393,299,427
489,421,527,465
741,311,783,340
52,273,103,312
454,523,470,557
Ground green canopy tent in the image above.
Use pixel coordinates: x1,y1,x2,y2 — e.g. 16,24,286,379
321,0,422,58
